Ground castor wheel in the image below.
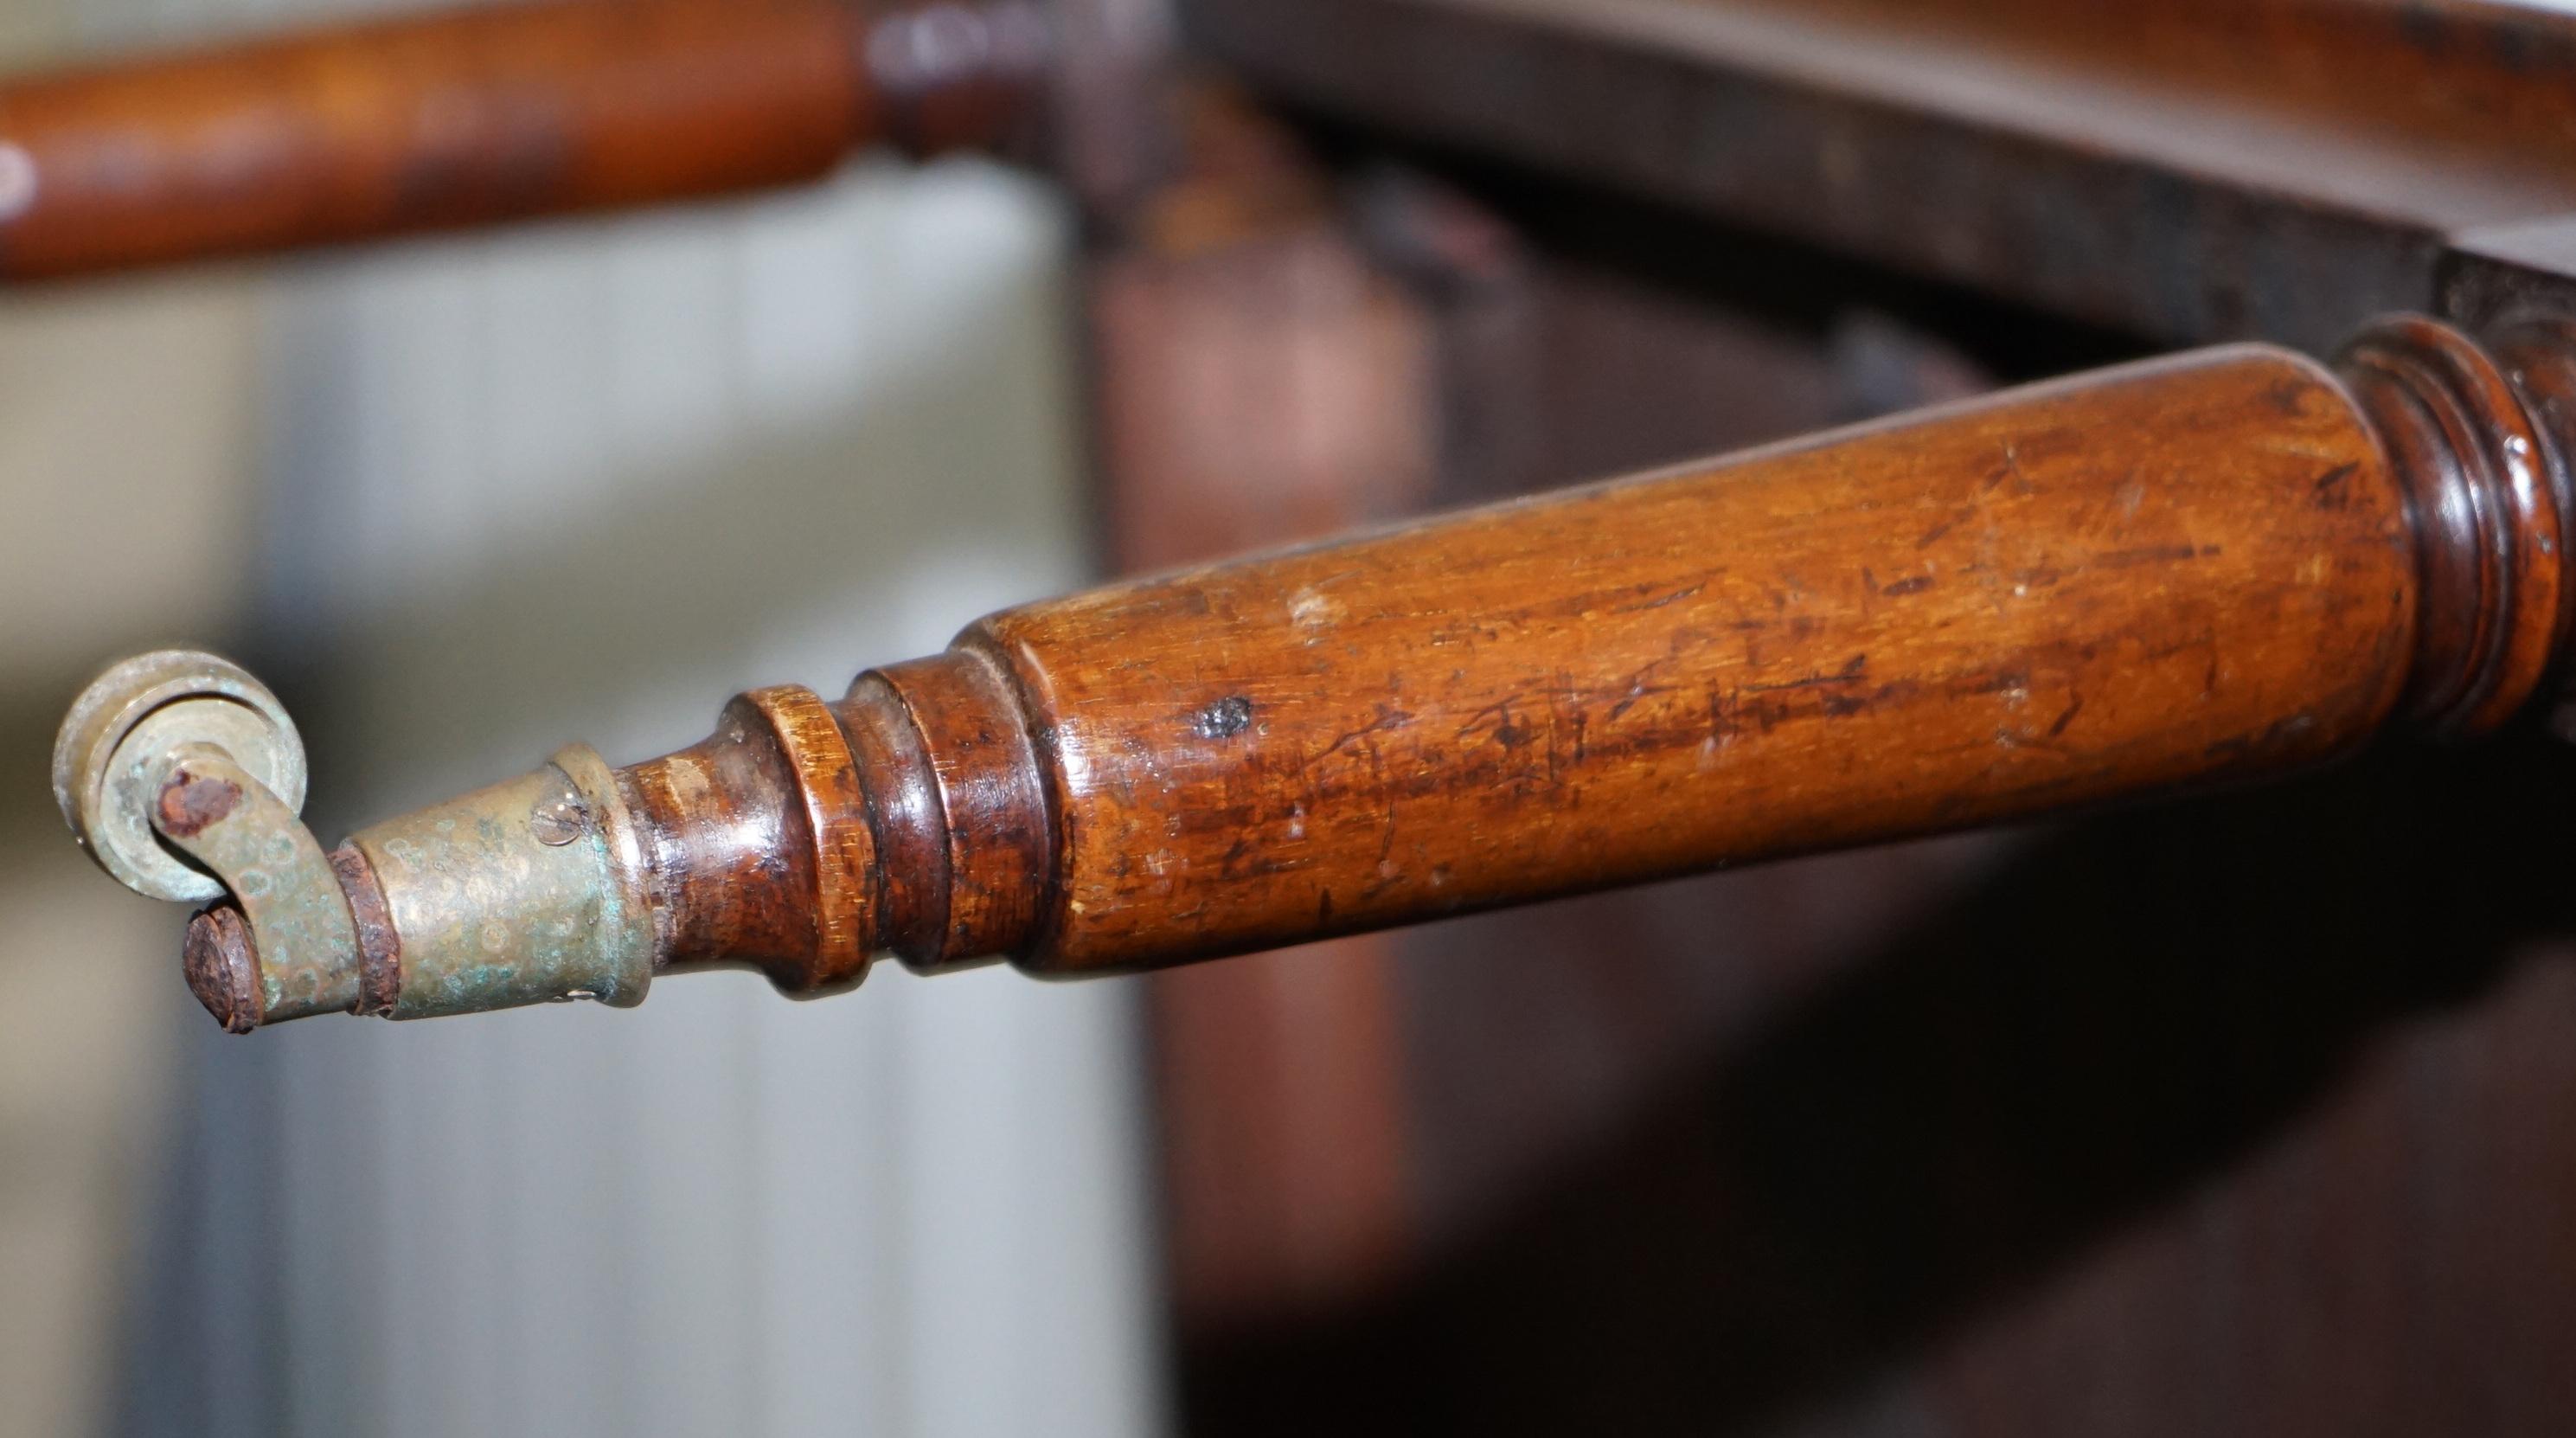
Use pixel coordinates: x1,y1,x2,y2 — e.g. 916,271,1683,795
51,648,307,902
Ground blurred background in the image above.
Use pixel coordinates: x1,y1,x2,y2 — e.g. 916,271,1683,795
15,0,2576,1435
1,3,1157,1436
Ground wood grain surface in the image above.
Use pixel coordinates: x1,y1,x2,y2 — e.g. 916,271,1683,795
0,0,1041,277
607,316,2573,995
976,344,2418,971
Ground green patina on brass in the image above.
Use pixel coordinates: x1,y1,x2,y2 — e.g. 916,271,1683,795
147,743,364,1022
61,650,660,1029
54,649,307,904
349,743,652,1019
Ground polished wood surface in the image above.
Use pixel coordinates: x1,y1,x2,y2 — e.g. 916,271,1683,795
983,344,2414,972
0,0,1041,278
591,313,2573,996
1085,93,1441,1319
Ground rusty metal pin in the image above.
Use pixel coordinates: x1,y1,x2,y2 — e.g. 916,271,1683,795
181,904,260,1036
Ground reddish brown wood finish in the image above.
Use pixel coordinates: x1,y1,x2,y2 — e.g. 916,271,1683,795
866,649,1054,970
599,314,2573,998
0,0,1041,278
618,694,826,984
1085,110,1439,1321
2342,317,2571,736
981,345,2418,971
741,684,877,992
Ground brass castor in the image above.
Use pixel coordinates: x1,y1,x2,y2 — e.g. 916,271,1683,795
52,648,306,902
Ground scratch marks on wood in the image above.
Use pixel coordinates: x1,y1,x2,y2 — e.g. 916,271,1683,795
1612,581,1706,613
2310,461,2359,510
1306,703,1415,767
1746,652,1870,694
2095,542,2221,567
990,344,2419,975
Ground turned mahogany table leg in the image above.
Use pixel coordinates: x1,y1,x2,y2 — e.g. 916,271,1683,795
0,0,1046,279
53,312,2576,1028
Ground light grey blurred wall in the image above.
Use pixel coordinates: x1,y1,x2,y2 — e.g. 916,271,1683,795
0,3,1163,1436
0,7,266,1436
0,243,264,1438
